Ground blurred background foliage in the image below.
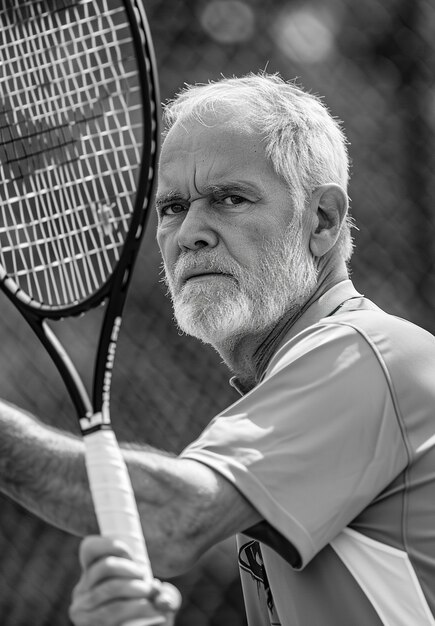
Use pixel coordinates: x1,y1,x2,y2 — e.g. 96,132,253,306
1,0,435,624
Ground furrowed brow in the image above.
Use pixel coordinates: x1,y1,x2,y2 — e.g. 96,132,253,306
155,181,261,210
206,181,260,196
155,191,184,211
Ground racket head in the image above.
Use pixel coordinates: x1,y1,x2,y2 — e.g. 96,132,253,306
0,0,160,318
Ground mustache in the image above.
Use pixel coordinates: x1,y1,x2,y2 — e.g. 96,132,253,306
161,252,241,289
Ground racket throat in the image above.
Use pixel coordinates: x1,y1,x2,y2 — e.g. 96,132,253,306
80,411,111,434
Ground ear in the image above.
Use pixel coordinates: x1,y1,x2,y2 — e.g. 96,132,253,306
308,184,348,257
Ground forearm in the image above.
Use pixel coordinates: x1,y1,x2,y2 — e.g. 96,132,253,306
0,400,171,540
0,400,97,533
0,400,260,578
0,399,181,548
124,451,261,578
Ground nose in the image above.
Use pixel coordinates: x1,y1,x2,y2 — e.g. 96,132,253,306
177,202,218,252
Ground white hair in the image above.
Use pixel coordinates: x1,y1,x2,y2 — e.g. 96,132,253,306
162,72,354,261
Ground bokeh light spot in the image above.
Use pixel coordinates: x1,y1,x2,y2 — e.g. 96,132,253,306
200,1,255,44
273,6,337,63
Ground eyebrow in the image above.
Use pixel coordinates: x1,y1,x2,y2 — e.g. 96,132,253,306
155,181,261,210
155,191,185,211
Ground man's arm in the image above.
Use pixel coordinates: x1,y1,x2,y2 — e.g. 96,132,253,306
0,399,261,578
0,400,97,532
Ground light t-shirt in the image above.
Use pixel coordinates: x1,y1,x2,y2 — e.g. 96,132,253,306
180,281,435,625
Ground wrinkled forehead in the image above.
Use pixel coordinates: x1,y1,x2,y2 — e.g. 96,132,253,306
156,111,283,208
158,113,270,187
161,105,260,152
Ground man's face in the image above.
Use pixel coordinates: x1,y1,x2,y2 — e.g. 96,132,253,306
156,113,318,346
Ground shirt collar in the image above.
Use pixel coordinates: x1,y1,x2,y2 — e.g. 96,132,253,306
273,279,361,349
229,280,362,395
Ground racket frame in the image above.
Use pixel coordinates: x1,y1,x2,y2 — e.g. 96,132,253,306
0,0,161,433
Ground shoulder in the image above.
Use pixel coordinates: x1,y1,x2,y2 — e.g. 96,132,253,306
263,301,435,448
267,299,435,382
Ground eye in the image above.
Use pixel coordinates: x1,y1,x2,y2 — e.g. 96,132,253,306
160,203,187,216
221,195,247,206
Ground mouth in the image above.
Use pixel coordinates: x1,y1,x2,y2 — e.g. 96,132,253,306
183,271,234,285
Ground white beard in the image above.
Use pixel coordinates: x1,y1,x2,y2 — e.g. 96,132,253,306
162,217,318,348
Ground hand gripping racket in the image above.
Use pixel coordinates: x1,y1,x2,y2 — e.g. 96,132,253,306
0,1,161,622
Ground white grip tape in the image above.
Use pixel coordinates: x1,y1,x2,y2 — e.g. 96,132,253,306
120,615,165,626
84,428,152,580
126,616,166,626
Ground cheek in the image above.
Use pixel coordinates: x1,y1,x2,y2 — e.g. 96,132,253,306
156,229,164,254
235,223,276,258
156,230,175,266
227,239,264,275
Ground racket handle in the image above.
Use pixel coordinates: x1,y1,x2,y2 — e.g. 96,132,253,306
84,429,175,626
84,427,153,580
122,616,166,626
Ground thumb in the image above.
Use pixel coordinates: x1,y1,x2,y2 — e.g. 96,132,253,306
79,535,133,570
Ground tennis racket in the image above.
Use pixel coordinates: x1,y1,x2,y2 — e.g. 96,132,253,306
0,0,160,620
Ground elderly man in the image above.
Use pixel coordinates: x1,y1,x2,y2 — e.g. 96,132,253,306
2,73,435,626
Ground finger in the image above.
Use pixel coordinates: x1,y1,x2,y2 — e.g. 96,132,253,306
72,555,147,601
69,597,167,626
73,538,146,602
72,577,151,611
79,536,134,570
152,582,182,613
75,577,181,613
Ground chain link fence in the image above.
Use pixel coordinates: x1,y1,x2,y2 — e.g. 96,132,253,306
1,0,435,623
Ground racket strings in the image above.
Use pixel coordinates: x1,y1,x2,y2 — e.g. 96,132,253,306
0,0,144,308
1,4,135,165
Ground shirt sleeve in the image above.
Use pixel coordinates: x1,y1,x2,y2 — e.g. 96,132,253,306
180,322,408,568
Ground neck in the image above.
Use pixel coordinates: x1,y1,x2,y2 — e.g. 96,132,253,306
214,260,349,391
214,329,271,392
214,299,311,392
